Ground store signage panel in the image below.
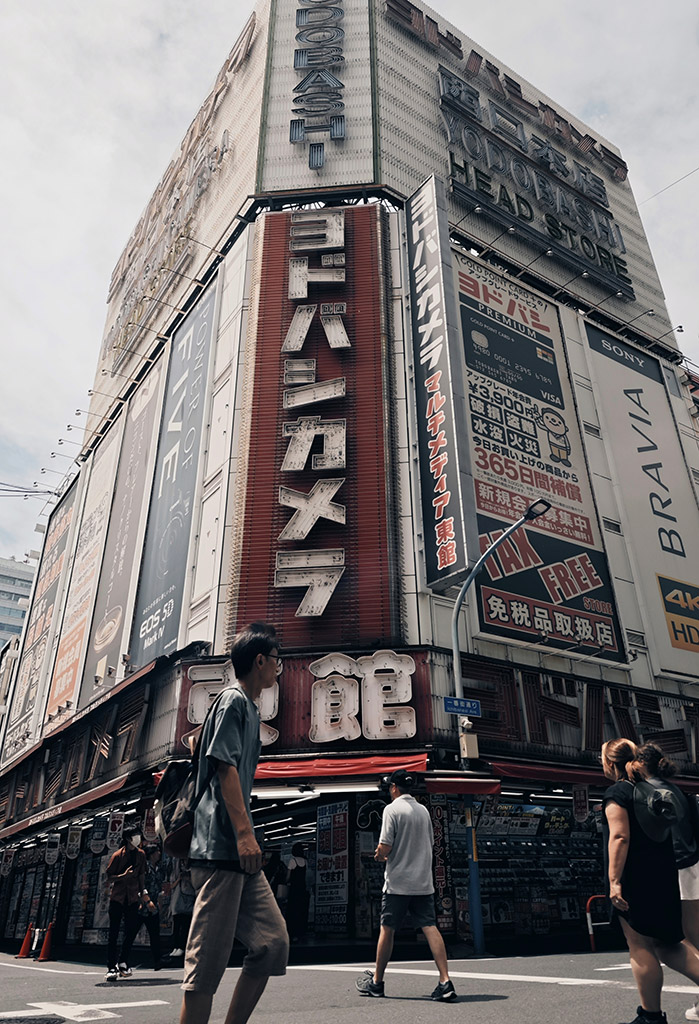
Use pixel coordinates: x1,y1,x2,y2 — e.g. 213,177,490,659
453,254,625,660
259,0,374,190
405,175,473,590
174,650,433,755
129,285,217,670
586,325,699,674
1,481,78,768
44,422,124,730
235,205,395,648
315,800,349,931
79,358,165,709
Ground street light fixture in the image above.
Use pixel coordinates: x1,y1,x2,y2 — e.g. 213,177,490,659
450,496,552,958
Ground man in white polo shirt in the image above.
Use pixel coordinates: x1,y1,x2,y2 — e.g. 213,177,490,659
355,768,457,1002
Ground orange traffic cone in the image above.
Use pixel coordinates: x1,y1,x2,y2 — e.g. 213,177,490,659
15,922,34,958
37,922,54,962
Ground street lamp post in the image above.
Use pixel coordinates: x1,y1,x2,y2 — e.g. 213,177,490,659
451,497,552,957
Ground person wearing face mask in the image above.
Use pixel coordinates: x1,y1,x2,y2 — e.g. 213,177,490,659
105,826,148,981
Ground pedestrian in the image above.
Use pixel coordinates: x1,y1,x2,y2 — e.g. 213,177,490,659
132,844,164,969
285,843,309,943
105,826,148,981
170,861,196,958
634,741,699,1021
355,768,457,1001
180,623,289,1024
602,738,699,1024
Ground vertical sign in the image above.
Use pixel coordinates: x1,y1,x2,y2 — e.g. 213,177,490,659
586,325,699,673
315,800,349,930
90,818,108,855
80,359,164,707
45,423,123,727
129,285,217,669
66,826,83,860
235,205,395,648
106,812,125,850
453,252,624,659
1,482,78,766
405,176,472,590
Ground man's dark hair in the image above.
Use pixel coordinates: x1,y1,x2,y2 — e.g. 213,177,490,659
144,843,160,859
123,826,141,842
386,768,415,794
230,622,279,679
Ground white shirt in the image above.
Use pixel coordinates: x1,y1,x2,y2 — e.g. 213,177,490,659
379,794,434,895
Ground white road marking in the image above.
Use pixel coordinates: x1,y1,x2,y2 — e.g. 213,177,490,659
0,1000,168,1022
595,963,634,971
287,963,697,993
0,959,103,975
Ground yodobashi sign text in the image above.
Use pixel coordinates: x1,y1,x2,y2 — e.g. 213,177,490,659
406,175,472,591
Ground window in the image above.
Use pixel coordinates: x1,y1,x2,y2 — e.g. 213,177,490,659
583,422,601,438
602,518,622,534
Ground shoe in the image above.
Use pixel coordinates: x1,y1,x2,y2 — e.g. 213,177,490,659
431,979,457,1002
622,1009,667,1024
117,962,133,978
686,1006,699,1023
356,972,385,997
105,967,119,982
170,948,184,958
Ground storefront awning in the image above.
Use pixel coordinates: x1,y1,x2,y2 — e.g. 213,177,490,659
255,753,428,780
488,759,605,787
425,776,501,795
0,772,129,842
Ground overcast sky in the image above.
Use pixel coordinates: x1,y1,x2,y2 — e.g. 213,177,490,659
1,0,697,561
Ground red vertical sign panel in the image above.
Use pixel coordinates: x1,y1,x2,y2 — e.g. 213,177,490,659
236,205,395,648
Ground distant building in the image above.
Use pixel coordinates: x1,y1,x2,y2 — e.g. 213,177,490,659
0,558,34,648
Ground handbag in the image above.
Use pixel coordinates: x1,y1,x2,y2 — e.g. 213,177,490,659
154,692,225,859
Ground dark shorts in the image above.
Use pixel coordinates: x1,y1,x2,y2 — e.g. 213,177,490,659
380,893,436,930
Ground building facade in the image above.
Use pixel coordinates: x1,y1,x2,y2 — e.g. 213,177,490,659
0,558,34,649
1,0,698,953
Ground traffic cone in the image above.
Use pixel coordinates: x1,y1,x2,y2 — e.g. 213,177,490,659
37,922,54,962
15,922,34,958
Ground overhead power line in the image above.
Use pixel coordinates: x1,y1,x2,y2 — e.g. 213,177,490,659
639,165,699,204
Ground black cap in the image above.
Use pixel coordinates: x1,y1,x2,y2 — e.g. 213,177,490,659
383,768,415,791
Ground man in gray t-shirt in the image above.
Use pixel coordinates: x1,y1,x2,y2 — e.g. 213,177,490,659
180,623,289,1024
356,769,457,1002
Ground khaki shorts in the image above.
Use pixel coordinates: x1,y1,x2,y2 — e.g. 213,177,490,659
182,865,289,994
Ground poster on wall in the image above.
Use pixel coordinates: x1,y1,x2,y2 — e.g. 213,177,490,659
452,250,625,660
315,801,349,931
44,421,124,727
1,481,79,767
586,325,699,675
80,358,165,708
129,283,218,670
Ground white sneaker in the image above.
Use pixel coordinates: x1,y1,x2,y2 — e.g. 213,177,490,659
685,1003,699,1021
117,962,133,978
105,967,119,982
170,948,184,957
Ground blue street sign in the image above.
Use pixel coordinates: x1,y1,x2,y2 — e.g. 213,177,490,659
443,696,482,717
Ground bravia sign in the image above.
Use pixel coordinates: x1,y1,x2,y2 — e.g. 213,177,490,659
586,325,699,674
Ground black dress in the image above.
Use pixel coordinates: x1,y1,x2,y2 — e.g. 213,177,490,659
603,778,683,944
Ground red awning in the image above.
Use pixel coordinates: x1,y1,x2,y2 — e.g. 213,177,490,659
255,753,428,780
426,777,501,795
488,759,606,787
0,773,129,841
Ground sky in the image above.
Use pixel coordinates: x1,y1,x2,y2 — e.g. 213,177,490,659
1,0,697,561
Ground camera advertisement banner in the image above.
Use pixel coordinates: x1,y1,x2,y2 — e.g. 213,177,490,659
129,282,217,670
1,481,79,767
79,357,165,709
44,423,123,729
586,325,699,675
453,253,624,660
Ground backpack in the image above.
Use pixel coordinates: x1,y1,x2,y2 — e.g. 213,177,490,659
154,691,225,859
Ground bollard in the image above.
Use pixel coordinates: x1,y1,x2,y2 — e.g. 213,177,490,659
15,922,34,958
37,922,54,962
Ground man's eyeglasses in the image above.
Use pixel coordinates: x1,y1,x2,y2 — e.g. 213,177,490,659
268,653,283,676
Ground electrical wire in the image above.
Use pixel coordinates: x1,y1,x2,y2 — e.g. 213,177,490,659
638,165,699,204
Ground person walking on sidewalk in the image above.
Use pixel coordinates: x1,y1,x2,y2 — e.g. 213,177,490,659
355,768,457,1002
180,623,289,1024
105,827,148,981
132,843,164,969
602,738,699,1024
